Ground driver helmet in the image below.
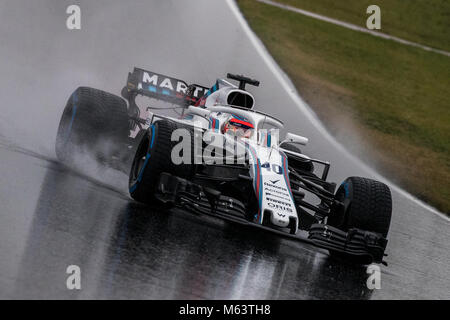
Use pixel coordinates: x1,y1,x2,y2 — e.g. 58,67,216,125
222,115,254,138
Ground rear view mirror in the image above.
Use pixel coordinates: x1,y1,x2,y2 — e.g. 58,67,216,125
121,86,130,100
283,132,309,146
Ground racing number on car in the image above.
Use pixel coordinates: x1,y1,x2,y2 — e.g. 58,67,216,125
261,162,283,175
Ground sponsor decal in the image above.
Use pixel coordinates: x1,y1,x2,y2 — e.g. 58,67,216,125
265,192,291,201
264,187,287,194
263,181,287,191
267,202,293,213
264,185,291,201
267,197,292,207
267,197,293,213
139,71,207,98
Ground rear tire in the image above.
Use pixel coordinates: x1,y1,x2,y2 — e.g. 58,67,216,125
55,87,129,165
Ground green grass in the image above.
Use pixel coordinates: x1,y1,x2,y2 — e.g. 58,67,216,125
273,0,450,52
237,0,450,213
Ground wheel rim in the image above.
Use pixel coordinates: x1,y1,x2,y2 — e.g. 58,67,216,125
131,134,150,184
328,182,351,228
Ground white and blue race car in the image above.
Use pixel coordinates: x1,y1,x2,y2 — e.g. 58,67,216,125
55,68,392,265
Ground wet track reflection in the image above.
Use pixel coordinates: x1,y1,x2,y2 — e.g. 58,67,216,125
102,204,372,299
1,146,371,299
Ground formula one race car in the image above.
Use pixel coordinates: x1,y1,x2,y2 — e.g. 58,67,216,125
55,67,392,265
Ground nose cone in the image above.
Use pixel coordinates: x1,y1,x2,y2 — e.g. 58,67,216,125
269,210,290,227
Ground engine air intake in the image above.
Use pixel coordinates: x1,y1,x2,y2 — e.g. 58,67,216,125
227,91,254,109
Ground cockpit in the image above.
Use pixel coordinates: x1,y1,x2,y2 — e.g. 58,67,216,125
222,115,255,138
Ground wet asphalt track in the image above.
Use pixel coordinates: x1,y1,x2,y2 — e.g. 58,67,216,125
0,0,449,299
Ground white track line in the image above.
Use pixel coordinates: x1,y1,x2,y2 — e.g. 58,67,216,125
257,0,450,58
226,0,449,221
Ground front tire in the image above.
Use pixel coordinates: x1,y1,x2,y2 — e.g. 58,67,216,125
327,177,392,263
129,120,195,204
328,177,392,237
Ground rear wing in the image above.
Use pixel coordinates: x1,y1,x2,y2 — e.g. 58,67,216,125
123,67,209,106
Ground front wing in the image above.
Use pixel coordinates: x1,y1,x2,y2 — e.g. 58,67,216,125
155,172,388,265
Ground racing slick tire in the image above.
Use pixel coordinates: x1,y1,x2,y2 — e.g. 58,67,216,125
129,120,195,205
279,142,314,173
327,177,392,262
55,87,129,166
